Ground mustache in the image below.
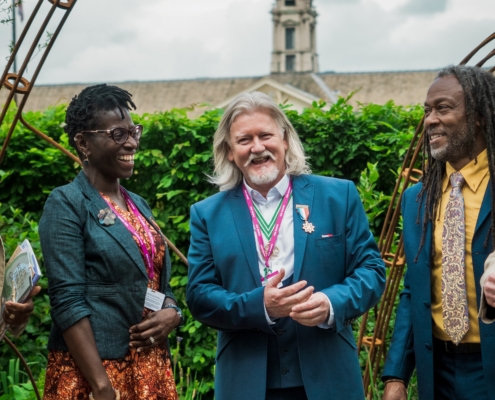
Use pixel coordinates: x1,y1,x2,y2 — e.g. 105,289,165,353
244,150,276,167
426,128,446,136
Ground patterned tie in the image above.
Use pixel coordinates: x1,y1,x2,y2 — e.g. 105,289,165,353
442,171,469,345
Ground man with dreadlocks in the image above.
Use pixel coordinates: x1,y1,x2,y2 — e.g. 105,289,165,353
382,65,495,400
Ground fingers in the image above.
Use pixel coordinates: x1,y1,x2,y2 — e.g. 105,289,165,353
129,312,153,334
129,309,178,352
266,268,285,288
129,336,161,352
27,286,42,299
265,280,314,319
2,285,41,321
129,324,165,352
484,274,495,307
290,293,330,327
3,297,36,326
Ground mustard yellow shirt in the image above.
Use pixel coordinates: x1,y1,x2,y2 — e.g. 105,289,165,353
431,149,489,343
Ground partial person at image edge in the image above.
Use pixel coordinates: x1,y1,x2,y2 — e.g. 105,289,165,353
383,66,495,400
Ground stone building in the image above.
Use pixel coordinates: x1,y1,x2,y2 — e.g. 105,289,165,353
270,0,319,74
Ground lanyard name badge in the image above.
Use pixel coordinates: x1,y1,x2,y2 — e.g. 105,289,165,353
243,179,292,286
101,188,164,311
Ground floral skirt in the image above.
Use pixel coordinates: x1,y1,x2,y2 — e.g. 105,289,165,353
43,345,177,400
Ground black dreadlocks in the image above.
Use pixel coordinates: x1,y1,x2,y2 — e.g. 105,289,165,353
64,84,136,154
417,65,495,257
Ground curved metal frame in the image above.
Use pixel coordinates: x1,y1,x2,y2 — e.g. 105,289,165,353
358,31,495,398
3,336,41,399
0,0,80,165
1,2,190,395
0,2,77,398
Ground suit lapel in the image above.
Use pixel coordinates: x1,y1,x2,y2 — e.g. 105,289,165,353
75,173,149,280
292,176,314,281
228,184,262,287
418,198,433,269
475,182,492,233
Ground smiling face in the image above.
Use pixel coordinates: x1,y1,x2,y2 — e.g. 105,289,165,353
424,75,486,170
75,108,138,182
227,111,288,196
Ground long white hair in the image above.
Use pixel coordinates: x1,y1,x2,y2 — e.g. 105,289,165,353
209,91,311,191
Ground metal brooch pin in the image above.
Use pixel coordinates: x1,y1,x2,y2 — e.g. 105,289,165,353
98,207,117,226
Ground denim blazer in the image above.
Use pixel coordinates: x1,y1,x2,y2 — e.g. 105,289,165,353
39,172,176,359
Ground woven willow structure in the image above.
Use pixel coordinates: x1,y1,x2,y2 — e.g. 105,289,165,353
358,32,495,399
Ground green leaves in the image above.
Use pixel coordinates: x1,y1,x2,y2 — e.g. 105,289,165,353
0,96,422,397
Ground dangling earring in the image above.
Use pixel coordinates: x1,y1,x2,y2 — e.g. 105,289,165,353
82,152,89,166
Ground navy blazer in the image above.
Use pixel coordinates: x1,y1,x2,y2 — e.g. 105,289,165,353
383,182,495,400
39,172,176,359
186,174,386,400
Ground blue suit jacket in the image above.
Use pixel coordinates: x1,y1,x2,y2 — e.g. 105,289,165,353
186,174,386,400
39,172,176,359
383,182,495,400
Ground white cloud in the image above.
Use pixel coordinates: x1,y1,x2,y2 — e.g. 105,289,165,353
0,0,494,84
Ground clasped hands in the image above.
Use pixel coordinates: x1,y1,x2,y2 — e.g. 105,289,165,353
128,307,180,352
264,268,330,326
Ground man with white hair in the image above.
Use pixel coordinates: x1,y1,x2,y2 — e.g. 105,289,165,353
186,91,385,400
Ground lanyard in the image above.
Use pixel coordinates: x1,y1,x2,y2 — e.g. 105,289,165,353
101,187,156,280
242,179,292,274
253,196,284,240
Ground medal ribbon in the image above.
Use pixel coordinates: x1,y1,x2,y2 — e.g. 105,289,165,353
101,187,156,280
253,197,284,240
242,179,293,278
296,205,310,222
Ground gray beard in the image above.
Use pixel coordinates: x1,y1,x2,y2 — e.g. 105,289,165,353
430,124,471,163
248,167,281,187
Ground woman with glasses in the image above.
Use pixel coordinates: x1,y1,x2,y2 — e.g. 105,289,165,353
39,84,180,400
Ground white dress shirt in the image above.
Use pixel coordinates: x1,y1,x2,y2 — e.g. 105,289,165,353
243,175,334,327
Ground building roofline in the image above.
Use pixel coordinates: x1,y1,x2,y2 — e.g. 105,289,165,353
33,67,486,88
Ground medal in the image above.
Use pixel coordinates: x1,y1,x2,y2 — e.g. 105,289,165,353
296,204,315,234
264,244,280,259
302,221,315,233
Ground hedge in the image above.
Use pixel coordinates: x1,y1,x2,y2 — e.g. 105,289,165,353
0,97,423,398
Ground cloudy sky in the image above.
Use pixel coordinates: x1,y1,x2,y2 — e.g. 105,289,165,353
0,0,494,85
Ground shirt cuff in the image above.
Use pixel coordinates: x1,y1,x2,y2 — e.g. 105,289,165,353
318,294,334,329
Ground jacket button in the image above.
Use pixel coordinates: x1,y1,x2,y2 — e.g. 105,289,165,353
423,301,431,308
277,329,283,335
281,368,289,374
280,347,287,354
425,343,432,350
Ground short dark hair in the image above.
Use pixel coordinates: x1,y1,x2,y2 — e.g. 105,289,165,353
418,65,495,255
64,84,136,151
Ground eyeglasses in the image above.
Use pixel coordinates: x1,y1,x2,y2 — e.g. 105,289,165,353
80,124,143,145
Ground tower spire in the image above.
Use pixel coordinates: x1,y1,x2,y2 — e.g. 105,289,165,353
270,0,319,74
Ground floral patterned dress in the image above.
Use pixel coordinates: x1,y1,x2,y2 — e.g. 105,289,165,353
43,196,178,400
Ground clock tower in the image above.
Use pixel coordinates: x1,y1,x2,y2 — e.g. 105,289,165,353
270,0,319,74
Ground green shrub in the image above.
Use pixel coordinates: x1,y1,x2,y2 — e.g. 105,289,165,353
0,98,422,398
